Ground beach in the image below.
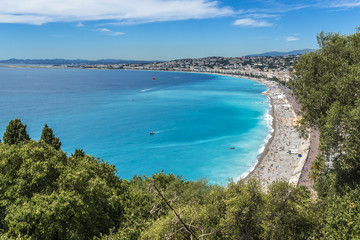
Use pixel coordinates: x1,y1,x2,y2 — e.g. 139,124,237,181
229,76,314,189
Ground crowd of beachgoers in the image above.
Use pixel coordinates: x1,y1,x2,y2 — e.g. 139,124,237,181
226,76,319,190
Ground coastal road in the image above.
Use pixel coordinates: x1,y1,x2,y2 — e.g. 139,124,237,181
298,128,320,189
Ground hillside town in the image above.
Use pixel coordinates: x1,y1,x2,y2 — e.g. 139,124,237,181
77,55,301,82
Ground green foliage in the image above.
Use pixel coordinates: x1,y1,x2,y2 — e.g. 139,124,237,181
40,124,61,150
0,128,319,240
131,179,317,240
290,30,360,178
71,148,85,158
290,29,360,239
261,182,317,240
0,138,127,239
2,118,30,145
324,186,360,239
290,31,360,129
311,154,326,182
139,176,225,240
114,173,225,240
220,180,264,239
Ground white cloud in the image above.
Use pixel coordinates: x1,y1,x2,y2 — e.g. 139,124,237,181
328,0,360,8
233,18,272,27
0,0,233,25
245,2,310,13
0,14,50,25
76,22,84,27
246,13,279,19
96,28,111,32
232,11,278,28
232,1,360,30
286,36,300,42
94,28,125,36
112,32,125,36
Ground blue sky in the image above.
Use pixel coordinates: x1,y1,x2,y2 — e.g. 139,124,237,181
0,0,359,60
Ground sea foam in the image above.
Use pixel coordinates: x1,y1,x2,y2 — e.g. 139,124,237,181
239,101,274,181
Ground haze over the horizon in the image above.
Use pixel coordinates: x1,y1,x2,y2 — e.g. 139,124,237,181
0,0,359,60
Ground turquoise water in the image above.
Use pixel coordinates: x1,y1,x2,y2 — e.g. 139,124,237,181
0,68,270,184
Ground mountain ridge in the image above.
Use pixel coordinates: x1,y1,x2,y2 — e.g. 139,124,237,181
0,58,159,65
246,49,316,57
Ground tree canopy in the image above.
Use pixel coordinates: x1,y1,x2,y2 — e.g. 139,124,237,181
0,140,127,239
40,123,62,150
2,118,30,145
0,119,320,239
290,30,360,179
290,29,360,239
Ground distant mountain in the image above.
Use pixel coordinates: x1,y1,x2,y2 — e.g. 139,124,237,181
247,49,316,57
0,58,160,65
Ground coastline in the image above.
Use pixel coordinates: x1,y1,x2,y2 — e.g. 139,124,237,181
242,93,276,182
2,65,310,188
225,75,309,189
190,73,279,184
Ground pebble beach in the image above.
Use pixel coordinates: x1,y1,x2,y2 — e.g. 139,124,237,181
237,77,314,189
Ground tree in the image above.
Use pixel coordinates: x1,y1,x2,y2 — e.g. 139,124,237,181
139,175,224,240
220,180,264,240
0,141,127,239
261,181,317,240
290,29,360,239
40,123,62,150
71,148,85,158
2,118,30,145
0,120,326,239
321,184,360,239
290,30,360,175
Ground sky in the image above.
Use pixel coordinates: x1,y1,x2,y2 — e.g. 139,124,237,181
0,0,359,60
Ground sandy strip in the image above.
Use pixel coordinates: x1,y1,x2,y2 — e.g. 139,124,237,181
224,76,309,189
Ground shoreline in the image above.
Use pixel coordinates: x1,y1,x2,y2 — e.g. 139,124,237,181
188,73,279,184
225,75,308,189
242,92,276,182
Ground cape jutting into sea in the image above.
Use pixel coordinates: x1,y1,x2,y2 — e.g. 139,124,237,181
0,67,271,185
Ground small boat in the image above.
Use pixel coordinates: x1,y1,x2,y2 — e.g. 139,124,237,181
150,131,156,135
229,147,235,149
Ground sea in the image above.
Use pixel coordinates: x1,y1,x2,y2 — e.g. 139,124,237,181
0,67,271,185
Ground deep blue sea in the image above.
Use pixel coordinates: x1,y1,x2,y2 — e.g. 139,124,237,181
0,67,271,184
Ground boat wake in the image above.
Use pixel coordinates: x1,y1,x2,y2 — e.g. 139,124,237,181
148,135,231,149
140,88,154,92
